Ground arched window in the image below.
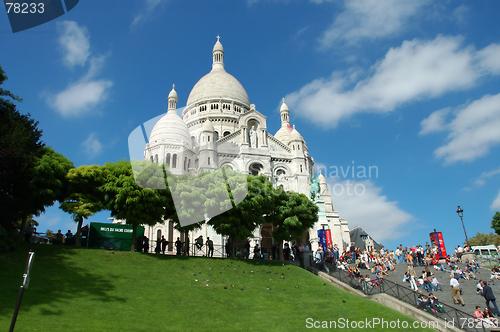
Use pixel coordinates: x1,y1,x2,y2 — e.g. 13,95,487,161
150,156,154,162
208,157,211,166
154,154,158,163
166,153,171,167
172,154,177,168
215,131,219,141
157,229,162,241
293,145,295,150
184,157,187,170
223,131,231,137
187,159,191,169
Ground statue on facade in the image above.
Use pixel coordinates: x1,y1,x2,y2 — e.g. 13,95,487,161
249,125,257,148
309,176,320,200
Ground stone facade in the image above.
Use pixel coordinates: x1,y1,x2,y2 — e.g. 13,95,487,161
133,37,350,256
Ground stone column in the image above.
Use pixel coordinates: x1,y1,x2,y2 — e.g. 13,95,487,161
260,128,268,147
241,126,248,145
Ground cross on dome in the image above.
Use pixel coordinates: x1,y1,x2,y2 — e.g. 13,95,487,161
216,35,220,42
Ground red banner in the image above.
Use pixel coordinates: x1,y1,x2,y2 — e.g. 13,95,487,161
325,229,333,249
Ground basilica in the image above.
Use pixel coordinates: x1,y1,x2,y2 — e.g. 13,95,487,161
135,37,350,256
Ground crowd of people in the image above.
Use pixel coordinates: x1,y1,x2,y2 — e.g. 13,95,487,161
310,241,500,326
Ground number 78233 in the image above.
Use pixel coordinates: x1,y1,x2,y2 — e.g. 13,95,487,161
5,3,45,14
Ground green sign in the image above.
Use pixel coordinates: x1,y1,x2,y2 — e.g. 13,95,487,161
89,222,144,251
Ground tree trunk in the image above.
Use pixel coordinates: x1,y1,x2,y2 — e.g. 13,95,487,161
131,224,137,252
19,215,27,242
183,231,189,256
231,239,236,260
278,239,284,262
74,216,83,247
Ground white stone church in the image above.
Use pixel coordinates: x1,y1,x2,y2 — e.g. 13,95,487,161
121,37,350,256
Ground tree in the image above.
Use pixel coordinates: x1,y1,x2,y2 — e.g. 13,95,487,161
265,189,319,261
467,232,500,247
60,165,106,247
208,174,274,259
0,65,44,232
492,212,500,235
18,146,74,240
103,160,166,252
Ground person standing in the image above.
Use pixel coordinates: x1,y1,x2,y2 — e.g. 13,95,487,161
450,275,465,306
184,236,190,256
206,237,214,258
155,237,161,254
56,230,64,245
407,264,418,291
161,236,168,254
481,281,500,315
225,240,231,258
65,230,74,246
143,235,149,253
175,237,182,256
254,243,261,259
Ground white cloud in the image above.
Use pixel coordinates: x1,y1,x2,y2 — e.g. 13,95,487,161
48,23,113,116
323,178,413,242
475,168,500,188
287,35,483,128
132,0,165,26
318,0,427,48
492,190,500,210
82,133,103,158
57,21,90,68
453,5,469,25
477,43,500,75
49,80,113,117
422,93,500,163
419,108,450,135
287,36,500,129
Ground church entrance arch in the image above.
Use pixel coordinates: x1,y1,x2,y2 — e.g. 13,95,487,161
249,162,263,176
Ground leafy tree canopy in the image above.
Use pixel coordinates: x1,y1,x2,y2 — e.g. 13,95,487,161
492,212,500,235
103,160,167,251
60,164,106,246
467,231,500,247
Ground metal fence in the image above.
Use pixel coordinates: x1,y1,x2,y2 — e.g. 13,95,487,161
322,263,488,332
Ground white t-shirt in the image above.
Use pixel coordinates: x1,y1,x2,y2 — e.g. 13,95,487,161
450,278,460,287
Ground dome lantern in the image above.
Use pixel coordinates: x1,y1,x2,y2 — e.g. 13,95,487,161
168,84,178,111
280,98,290,126
186,37,250,107
212,35,224,70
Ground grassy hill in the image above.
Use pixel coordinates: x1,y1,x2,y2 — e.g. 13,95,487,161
1,243,433,332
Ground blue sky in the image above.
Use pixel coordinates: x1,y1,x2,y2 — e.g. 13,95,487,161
2,0,500,251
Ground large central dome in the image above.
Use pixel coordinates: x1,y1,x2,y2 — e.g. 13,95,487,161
186,37,250,107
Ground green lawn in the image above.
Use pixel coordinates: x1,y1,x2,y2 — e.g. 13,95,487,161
1,243,433,331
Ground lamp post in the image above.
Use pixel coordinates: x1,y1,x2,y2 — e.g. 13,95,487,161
456,205,470,247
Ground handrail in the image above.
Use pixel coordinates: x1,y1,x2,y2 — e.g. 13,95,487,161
322,263,487,332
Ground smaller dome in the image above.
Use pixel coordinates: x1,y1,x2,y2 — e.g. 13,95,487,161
274,124,293,145
202,119,214,132
168,84,178,100
149,110,192,149
290,125,303,141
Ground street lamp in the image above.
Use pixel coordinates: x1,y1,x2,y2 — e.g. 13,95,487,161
456,205,470,247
